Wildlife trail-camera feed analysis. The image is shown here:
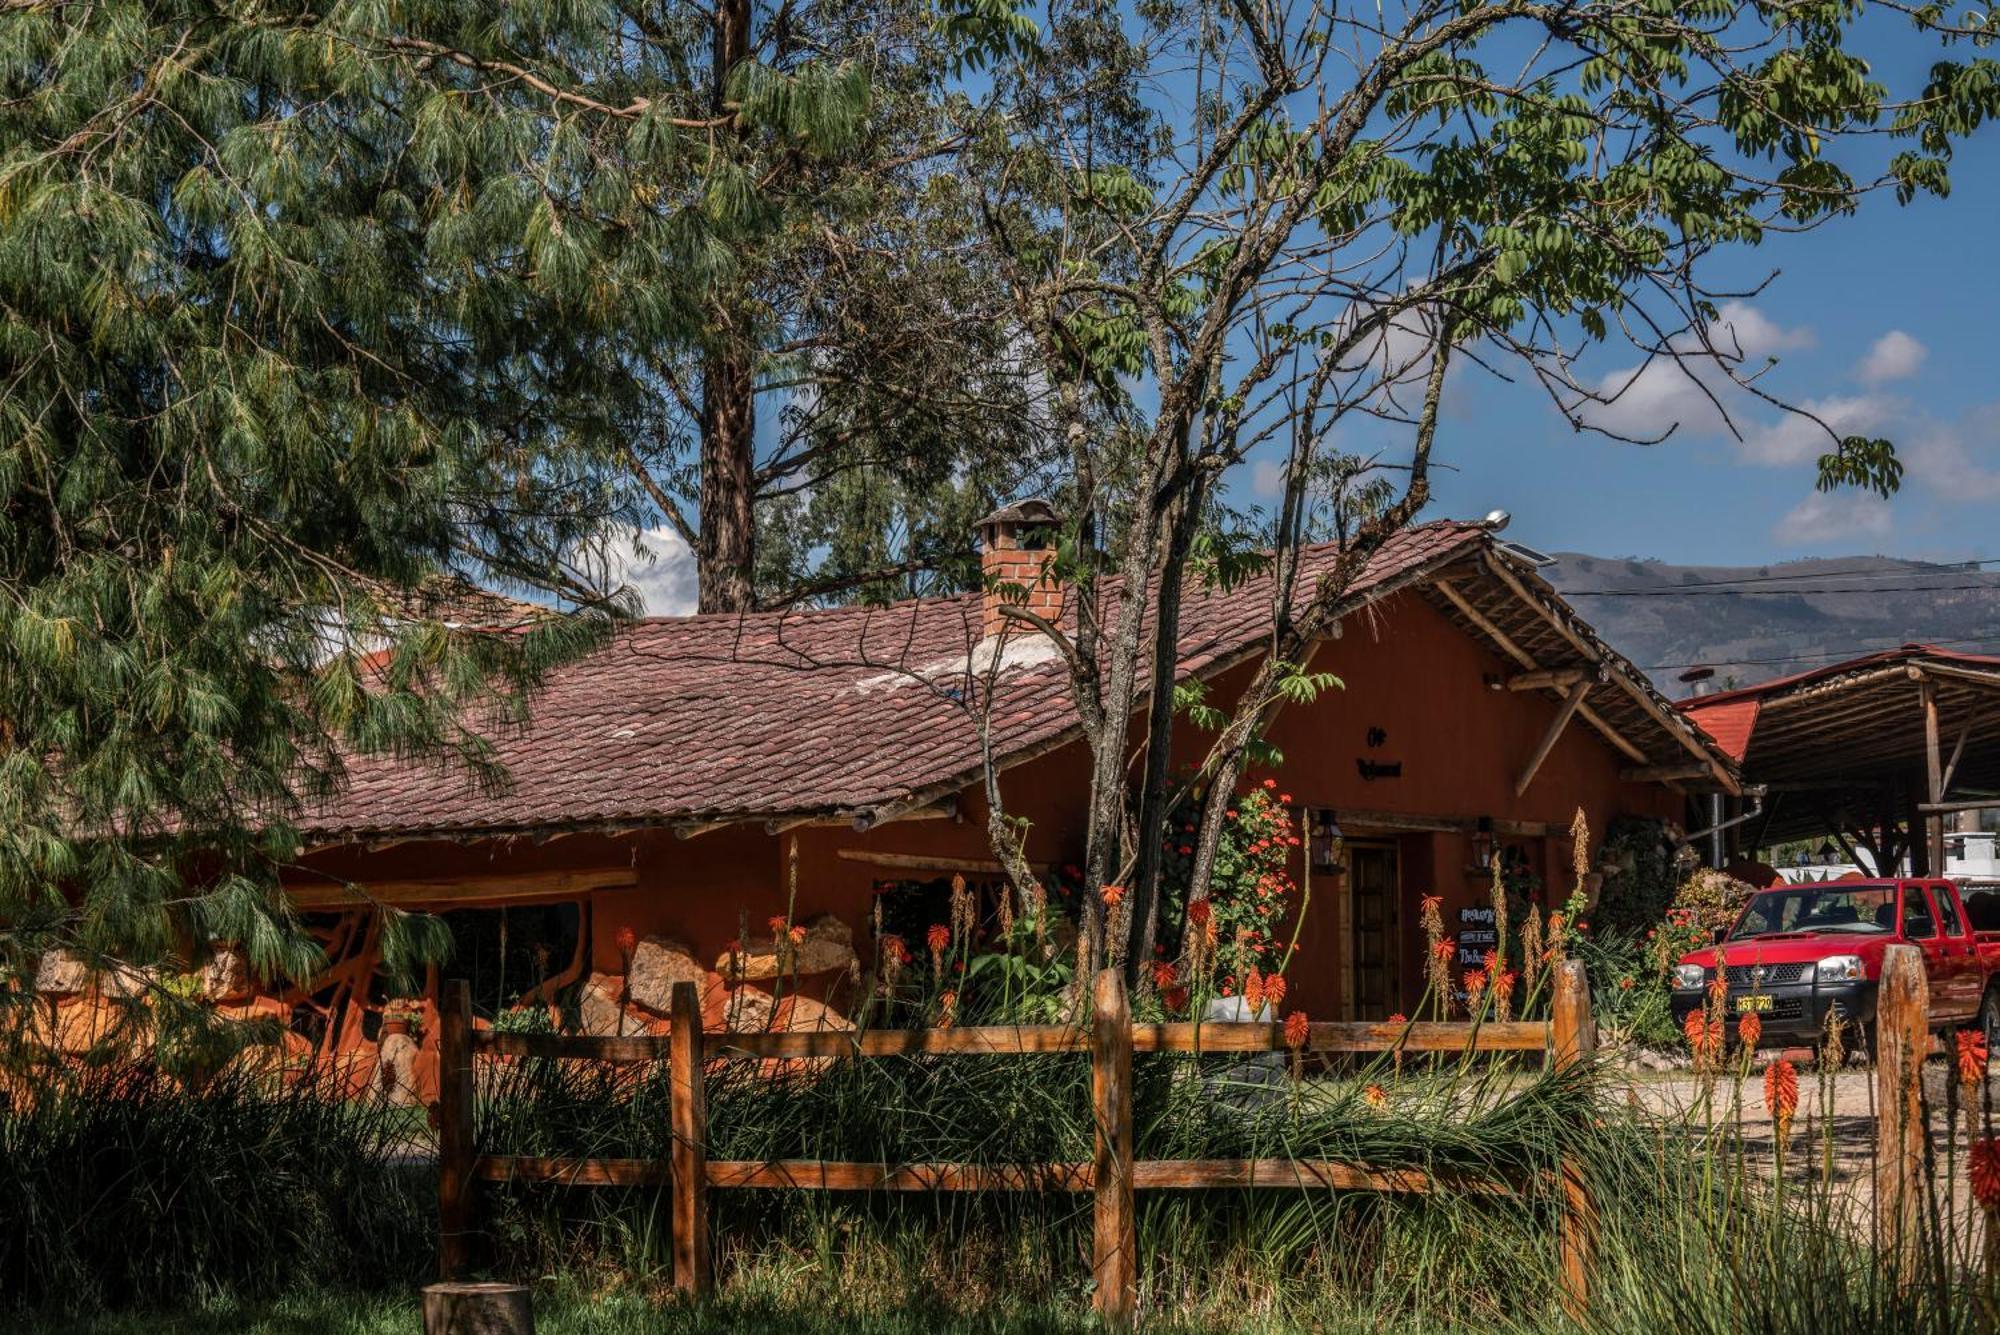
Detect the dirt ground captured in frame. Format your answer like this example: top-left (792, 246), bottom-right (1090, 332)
top-left (1612, 1051), bottom-right (1992, 1232)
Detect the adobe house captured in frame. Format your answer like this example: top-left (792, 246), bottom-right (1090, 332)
top-left (220, 507), bottom-right (1736, 1097)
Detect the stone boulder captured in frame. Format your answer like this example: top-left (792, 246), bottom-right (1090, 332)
top-left (33, 949), bottom-right (92, 996)
top-left (625, 937), bottom-right (707, 1014)
top-left (715, 914), bottom-right (856, 980)
top-left (580, 972), bottom-right (631, 1036)
top-left (377, 1031), bottom-right (422, 1105)
top-left (773, 993), bottom-right (853, 1033)
top-left (34, 949), bottom-right (150, 999)
top-left (201, 944), bottom-right (254, 1002)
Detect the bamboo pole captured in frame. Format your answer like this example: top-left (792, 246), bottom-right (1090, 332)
top-left (1092, 968), bottom-right (1136, 1329)
top-left (669, 980), bottom-right (711, 1297)
top-left (1875, 944), bottom-right (1928, 1280)
top-left (437, 979), bottom-right (476, 1281)
top-left (1551, 961), bottom-right (1595, 1318)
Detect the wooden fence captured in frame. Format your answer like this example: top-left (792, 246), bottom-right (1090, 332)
top-left (438, 961), bottom-right (1597, 1327)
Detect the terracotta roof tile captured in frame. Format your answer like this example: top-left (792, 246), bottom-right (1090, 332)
top-left (302, 521), bottom-right (1491, 838)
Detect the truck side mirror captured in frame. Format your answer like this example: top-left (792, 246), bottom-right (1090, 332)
top-left (1711, 926), bottom-right (1728, 945)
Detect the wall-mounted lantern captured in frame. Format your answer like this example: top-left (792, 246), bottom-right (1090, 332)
top-left (1468, 817), bottom-right (1496, 872)
top-left (1309, 811), bottom-right (1345, 873)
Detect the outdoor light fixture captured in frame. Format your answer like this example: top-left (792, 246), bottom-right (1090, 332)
top-left (1309, 811), bottom-right (1345, 873)
top-left (1469, 817), bottom-right (1496, 871)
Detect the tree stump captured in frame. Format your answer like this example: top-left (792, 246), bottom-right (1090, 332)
top-left (421, 1281), bottom-right (533, 1335)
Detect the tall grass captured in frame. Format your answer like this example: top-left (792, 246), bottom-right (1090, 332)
top-left (0, 1065), bottom-right (431, 1312)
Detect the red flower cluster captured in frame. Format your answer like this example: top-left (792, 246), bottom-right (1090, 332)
top-left (1151, 960), bottom-right (1178, 990)
top-left (927, 923), bottom-right (951, 954)
top-left (1959, 1029), bottom-right (1989, 1089)
top-left (1973, 1137), bottom-right (2000, 1212)
top-left (1283, 1011), bottom-right (1310, 1050)
top-left (1736, 1010), bottom-right (1761, 1051)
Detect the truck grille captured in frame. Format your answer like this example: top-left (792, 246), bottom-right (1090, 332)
top-left (1725, 963), bottom-right (1809, 987)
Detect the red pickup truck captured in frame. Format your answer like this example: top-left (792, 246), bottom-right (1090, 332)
top-left (1671, 879), bottom-right (2000, 1051)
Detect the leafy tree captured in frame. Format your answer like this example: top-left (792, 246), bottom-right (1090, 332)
top-left (958, 0), bottom-right (2000, 980)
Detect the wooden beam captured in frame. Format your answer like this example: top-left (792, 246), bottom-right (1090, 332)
top-left (834, 848), bottom-right (1049, 875)
top-left (1920, 674), bottom-right (1946, 876)
top-left (1505, 667), bottom-right (1589, 692)
top-left (1916, 798), bottom-right (1999, 816)
top-left (1943, 725), bottom-right (1973, 798)
top-left (1479, 555), bottom-right (1736, 790)
top-left (1432, 580), bottom-right (1648, 765)
top-left (1620, 762), bottom-right (1712, 783)
top-left (1515, 681), bottom-right (1592, 797)
top-left (285, 867), bottom-right (636, 909)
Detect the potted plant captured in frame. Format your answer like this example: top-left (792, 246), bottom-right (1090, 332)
top-left (381, 1000), bottom-right (424, 1040)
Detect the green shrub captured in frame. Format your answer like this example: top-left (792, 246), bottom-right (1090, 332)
top-left (0, 1065), bottom-right (431, 1312)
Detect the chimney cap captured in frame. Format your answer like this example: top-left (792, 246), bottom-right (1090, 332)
top-left (975, 498), bottom-right (1061, 531)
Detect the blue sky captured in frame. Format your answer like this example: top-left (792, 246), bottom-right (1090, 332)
top-left (1364, 31), bottom-right (2000, 568)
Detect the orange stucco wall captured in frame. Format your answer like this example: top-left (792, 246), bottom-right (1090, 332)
top-left (291, 590), bottom-right (1683, 1023)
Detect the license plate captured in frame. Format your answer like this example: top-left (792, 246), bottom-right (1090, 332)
top-left (1736, 995), bottom-right (1772, 1013)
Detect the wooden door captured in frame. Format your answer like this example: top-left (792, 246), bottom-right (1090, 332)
top-left (1348, 842), bottom-right (1402, 1019)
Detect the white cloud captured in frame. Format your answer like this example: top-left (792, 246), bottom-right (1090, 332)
top-left (1576, 302), bottom-right (1816, 443)
top-left (1773, 491), bottom-right (1892, 547)
top-left (1902, 403), bottom-right (2000, 501)
top-left (1250, 458), bottom-right (1289, 499)
top-left (1856, 330), bottom-right (1927, 385)
top-left (1736, 393), bottom-right (1898, 467)
top-left (604, 525), bottom-right (699, 615)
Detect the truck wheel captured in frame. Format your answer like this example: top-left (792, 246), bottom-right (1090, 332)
top-left (1979, 987), bottom-right (2000, 1052)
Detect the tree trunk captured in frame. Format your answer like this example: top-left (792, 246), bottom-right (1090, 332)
top-left (1124, 494), bottom-right (1200, 985)
top-left (695, 0), bottom-right (757, 615)
top-left (697, 348), bottom-right (757, 613)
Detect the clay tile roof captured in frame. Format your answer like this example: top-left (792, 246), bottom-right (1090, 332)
top-left (302, 519), bottom-right (1692, 839)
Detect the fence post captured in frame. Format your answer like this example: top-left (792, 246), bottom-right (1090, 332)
top-left (1551, 959), bottom-right (1594, 1318)
top-left (437, 978), bottom-right (476, 1281)
top-left (1875, 943), bottom-right (1927, 1280)
top-left (669, 980), bottom-right (712, 1298)
top-left (1091, 968), bottom-right (1136, 1330)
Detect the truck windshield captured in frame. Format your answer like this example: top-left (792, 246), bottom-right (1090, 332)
top-left (1730, 885), bottom-right (1898, 940)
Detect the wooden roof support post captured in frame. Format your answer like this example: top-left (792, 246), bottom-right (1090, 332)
top-left (1515, 680), bottom-right (1591, 797)
top-left (1918, 672), bottom-right (1946, 877)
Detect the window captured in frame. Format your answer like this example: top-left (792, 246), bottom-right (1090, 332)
top-left (1902, 887), bottom-right (1937, 940)
top-left (1935, 886), bottom-right (1966, 938)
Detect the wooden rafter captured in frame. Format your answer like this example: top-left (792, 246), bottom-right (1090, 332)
top-left (1515, 680), bottom-right (1592, 797)
top-left (1430, 578), bottom-right (1649, 766)
top-left (1477, 554), bottom-right (1737, 792)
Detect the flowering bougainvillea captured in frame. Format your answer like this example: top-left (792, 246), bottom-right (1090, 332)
top-left (1160, 783), bottom-right (1299, 983)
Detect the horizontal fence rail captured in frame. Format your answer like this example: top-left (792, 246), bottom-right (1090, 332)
top-left (438, 963), bottom-right (1597, 1329)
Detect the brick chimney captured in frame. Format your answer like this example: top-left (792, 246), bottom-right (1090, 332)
top-left (976, 499), bottom-right (1062, 640)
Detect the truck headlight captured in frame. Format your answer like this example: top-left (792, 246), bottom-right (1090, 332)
top-left (1672, 964), bottom-right (1707, 991)
top-left (1816, 955), bottom-right (1864, 983)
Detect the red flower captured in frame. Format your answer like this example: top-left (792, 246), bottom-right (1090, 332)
top-left (1363, 1083), bottom-right (1388, 1109)
top-left (1284, 1011), bottom-right (1310, 1049)
top-left (1225, 810), bottom-right (1239, 821)
top-left (1178, 844), bottom-right (1193, 855)
top-left (1279, 793), bottom-right (1292, 805)
top-left (1101, 884), bottom-right (1126, 909)
top-left (1163, 986), bottom-right (1189, 1013)
top-left (789, 925), bottom-right (807, 945)
top-left (1244, 968), bottom-right (1266, 1015)
top-left (1431, 939), bottom-right (1454, 963)
top-left (1464, 968), bottom-right (1488, 1002)
top-left (1764, 1056), bottom-right (1798, 1123)
top-left (1683, 1010), bottom-right (1707, 1054)
top-left (1618, 977), bottom-right (1635, 991)
top-left (1188, 900), bottom-right (1212, 926)
top-left (1263, 975), bottom-right (1287, 1008)
top-left (1387, 1012), bottom-right (1408, 1025)
top-left (614, 926), bottom-right (638, 955)
top-left (1973, 1138), bottom-right (2000, 1212)
top-left (927, 923), bottom-right (951, 954)
top-left (1263, 778), bottom-right (1277, 789)
top-left (767, 915), bottom-right (789, 937)
top-left (880, 934), bottom-right (911, 967)
top-left (1959, 1029), bottom-right (1989, 1089)
top-left (1494, 972), bottom-right (1517, 1002)
top-left (1736, 1010), bottom-right (1761, 1051)
top-left (1151, 960), bottom-right (1178, 989)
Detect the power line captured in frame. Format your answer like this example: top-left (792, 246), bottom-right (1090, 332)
top-left (1566, 580), bottom-right (2000, 598)
top-left (1553, 557), bottom-right (2000, 595)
